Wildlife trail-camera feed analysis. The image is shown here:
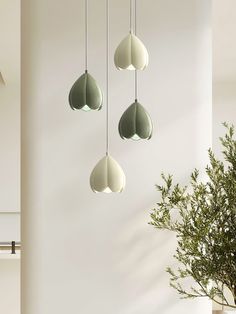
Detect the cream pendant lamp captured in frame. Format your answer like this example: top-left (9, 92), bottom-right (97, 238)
top-left (69, 0), bottom-right (102, 111)
top-left (118, 0), bottom-right (153, 141)
top-left (90, 0), bottom-right (125, 193)
top-left (114, 0), bottom-right (149, 70)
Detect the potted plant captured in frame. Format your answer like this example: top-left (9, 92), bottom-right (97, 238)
top-left (149, 124), bottom-right (236, 312)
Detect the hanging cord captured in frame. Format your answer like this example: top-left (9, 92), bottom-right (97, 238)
top-left (85, 0), bottom-right (88, 71)
top-left (106, 0), bottom-right (109, 155)
top-left (134, 0), bottom-right (138, 101)
top-left (130, 0), bottom-right (133, 33)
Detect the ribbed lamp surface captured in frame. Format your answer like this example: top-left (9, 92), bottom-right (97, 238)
top-left (69, 71), bottom-right (102, 111)
top-left (114, 33), bottom-right (149, 70)
top-left (90, 155), bottom-right (126, 193)
top-left (119, 100), bottom-right (153, 140)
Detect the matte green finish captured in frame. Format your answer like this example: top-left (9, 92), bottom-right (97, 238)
top-left (69, 71), bottom-right (103, 111)
top-left (119, 101), bottom-right (153, 140)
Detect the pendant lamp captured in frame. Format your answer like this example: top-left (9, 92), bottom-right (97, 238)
top-left (114, 0), bottom-right (149, 70)
top-left (90, 0), bottom-right (125, 193)
top-left (118, 0), bottom-right (153, 141)
top-left (90, 155), bottom-right (125, 193)
top-left (69, 0), bottom-right (102, 111)
top-left (119, 100), bottom-right (152, 140)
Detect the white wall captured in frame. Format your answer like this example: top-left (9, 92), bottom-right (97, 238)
top-left (212, 0), bottom-right (236, 149)
top-left (0, 2), bottom-right (20, 313)
top-left (21, 0), bottom-right (212, 313)
top-left (213, 82), bottom-right (236, 157)
top-left (212, 0), bottom-right (236, 155)
top-left (212, 0), bottom-right (236, 83)
top-left (0, 0), bottom-right (20, 212)
top-left (0, 213), bottom-right (20, 242)
top-left (0, 259), bottom-right (20, 314)
top-left (212, 0), bottom-right (236, 159)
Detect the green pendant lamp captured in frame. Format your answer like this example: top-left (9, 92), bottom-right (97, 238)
top-left (119, 100), bottom-right (153, 140)
top-left (114, 0), bottom-right (149, 71)
top-left (118, 0), bottom-right (153, 141)
top-left (90, 0), bottom-right (125, 193)
top-left (69, 0), bottom-right (102, 111)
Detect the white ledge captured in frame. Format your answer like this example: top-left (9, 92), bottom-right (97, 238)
top-left (0, 253), bottom-right (20, 259)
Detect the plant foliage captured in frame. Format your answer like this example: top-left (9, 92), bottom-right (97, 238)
top-left (149, 123), bottom-right (236, 308)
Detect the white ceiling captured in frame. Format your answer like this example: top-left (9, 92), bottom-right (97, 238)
top-left (213, 0), bottom-right (236, 82)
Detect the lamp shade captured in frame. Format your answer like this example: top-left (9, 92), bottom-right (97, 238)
top-left (69, 71), bottom-right (102, 111)
top-left (119, 100), bottom-right (153, 140)
top-left (90, 155), bottom-right (126, 193)
top-left (114, 32), bottom-right (149, 70)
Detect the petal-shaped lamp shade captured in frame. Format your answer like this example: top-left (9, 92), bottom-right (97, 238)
top-left (114, 33), bottom-right (149, 70)
top-left (69, 71), bottom-right (102, 111)
top-left (119, 101), bottom-right (153, 140)
top-left (90, 155), bottom-right (126, 193)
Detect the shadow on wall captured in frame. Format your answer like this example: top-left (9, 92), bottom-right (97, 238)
top-left (113, 185), bottom-right (209, 314)
top-left (111, 191), bottom-right (186, 314)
